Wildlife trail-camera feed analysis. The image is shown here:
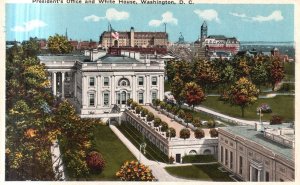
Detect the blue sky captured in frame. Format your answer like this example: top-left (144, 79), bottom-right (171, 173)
top-left (6, 3), bottom-right (294, 42)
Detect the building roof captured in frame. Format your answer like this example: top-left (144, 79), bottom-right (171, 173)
top-left (100, 31), bottom-right (168, 39)
top-left (220, 125), bottom-right (294, 160)
top-left (99, 55), bottom-right (140, 63)
top-left (38, 55), bottom-right (89, 62)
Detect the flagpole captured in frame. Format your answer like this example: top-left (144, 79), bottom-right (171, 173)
top-left (110, 23), bottom-right (112, 48)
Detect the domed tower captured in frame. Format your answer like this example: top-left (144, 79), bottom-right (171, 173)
top-left (201, 21), bottom-right (208, 39)
top-left (178, 32), bottom-right (185, 44)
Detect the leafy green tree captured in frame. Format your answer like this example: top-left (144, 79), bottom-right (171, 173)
top-left (170, 75), bottom-right (185, 107)
top-left (179, 128), bottom-right (190, 139)
top-left (166, 127), bottom-right (176, 138)
top-left (47, 34), bottom-right (72, 54)
top-left (227, 77), bottom-right (259, 117)
top-left (267, 57), bottom-right (285, 91)
top-left (209, 128), bottom-right (218, 138)
top-left (250, 63), bottom-right (268, 90)
top-left (22, 37), bottom-right (41, 57)
top-left (194, 128), bottom-right (205, 139)
top-left (116, 160), bottom-right (155, 181)
top-left (161, 121), bottom-right (169, 132)
top-left (192, 117), bottom-right (202, 127)
top-left (181, 82), bottom-right (205, 110)
top-left (153, 118), bottom-right (162, 127)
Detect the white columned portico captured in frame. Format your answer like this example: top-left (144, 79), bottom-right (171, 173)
top-left (97, 75), bottom-right (101, 108)
top-left (250, 166), bottom-right (253, 182)
top-left (52, 72), bottom-right (57, 96)
top-left (258, 169), bottom-right (261, 181)
top-left (132, 75), bottom-right (136, 101)
top-left (61, 72), bottom-right (65, 99)
top-left (111, 75), bottom-right (115, 105)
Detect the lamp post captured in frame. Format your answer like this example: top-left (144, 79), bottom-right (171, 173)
top-left (139, 142), bottom-right (147, 163)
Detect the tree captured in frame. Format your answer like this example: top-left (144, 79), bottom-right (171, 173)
top-left (116, 160), bottom-right (155, 181)
top-left (135, 105), bottom-right (142, 114)
top-left (267, 57), bottom-right (285, 91)
top-left (192, 117), bottom-right (202, 127)
top-left (153, 118), bottom-right (162, 127)
top-left (194, 129), bottom-right (205, 139)
top-left (227, 77), bottom-right (259, 117)
top-left (141, 108), bottom-right (149, 117)
top-left (209, 128), bottom-right (218, 138)
top-left (250, 63), bottom-right (268, 90)
top-left (179, 128), bottom-right (190, 139)
top-left (161, 121), bottom-right (169, 132)
top-left (127, 98), bottom-right (133, 106)
top-left (166, 127), bottom-right (176, 138)
top-left (270, 115), bottom-right (283, 125)
top-left (181, 82), bottom-right (205, 110)
top-left (193, 59), bottom-right (219, 92)
top-left (206, 119), bottom-right (216, 128)
top-left (170, 75), bottom-right (185, 107)
top-left (22, 37), bottom-right (41, 58)
top-left (146, 112), bottom-right (154, 122)
top-left (86, 151), bottom-right (106, 173)
top-left (47, 34), bottom-right (72, 54)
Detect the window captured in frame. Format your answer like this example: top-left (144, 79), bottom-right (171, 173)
top-left (138, 92), bottom-right (144, 104)
top-left (89, 94), bottom-right (95, 106)
top-left (118, 78), bottom-right (130, 86)
top-left (221, 146), bottom-right (224, 163)
top-left (152, 91), bottom-right (157, 101)
top-left (239, 156), bottom-right (243, 174)
top-left (225, 149), bottom-right (228, 166)
top-left (103, 93), bottom-right (109, 106)
top-left (138, 76), bottom-right (144, 86)
top-left (230, 151), bottom-right (233, 169)
top-left (89, 77), bottom-right (95, 86)
top-left (265, 171), bottom-right (269, 182)
top-left (117, 93), bottom-right (120, 104)
top-left (104, 77), bottom-right (109, 86)
top-left (152, 76), bottom-right (157, 85)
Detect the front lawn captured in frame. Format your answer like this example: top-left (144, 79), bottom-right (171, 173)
top-left (201, 95), bottom-right (294, 122)
top-left (165, 164), bottom-right (233, 181)
top-left (88, 125), bottom-right (136, 180)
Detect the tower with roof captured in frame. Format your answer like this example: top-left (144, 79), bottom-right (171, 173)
top-left (201, 21), bottom-right (208, 39)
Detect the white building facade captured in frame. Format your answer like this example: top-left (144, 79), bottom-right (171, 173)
top-left (39, 51), bottom-right (165, 117)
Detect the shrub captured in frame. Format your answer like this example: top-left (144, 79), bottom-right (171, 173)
top-left (135, 105), bottom-right (142, 114)
top-left (131, 102), bottom-right (138, 109)
top-left (116, 160), bottom-right (155, 181)
top-left (177, 109), bottom-right (185, 119)
top-left (86, 151), bottom-right (105, 173)
top-left (270, 115), bottom-right (283, 125)
top-left (166, 127), bottom-right (176, 138)
top-left (153, 118), bottom-right (161, 127)
top-left (159, 101), bottom-right (167, 109)
top-left (147, 112), bottom-right (154, 122)
top-left (185, 112), bottom-right (193, 123)
top-left (161, 121), bottom-right (169, 132)
top-left (209, 128), bottom-right (218, 138)
top-left (207, 119), bottom-right (216, 128)
top-left (166, 104), bottom-right (173, 112)
top-left (127, 98), bottom-right (133, 106)
top-left (192, 118), bottom-right (202, 127)
top-left (153, 99), bottom-right (161, 106)
top-left (169, 156), bottom-right (175, 164)
top-left (194, 128), bottom-right (205, 139)
top-left (171, 106), bottom-right (178, 114)
top-left (180, 128), bottom-right (190, 139)
top-left (219, 92), bottom-right (229, 101)
top-left (258, 104), bottom-right (272, 113)
top-left (141, 108), bottom-right (149, 117)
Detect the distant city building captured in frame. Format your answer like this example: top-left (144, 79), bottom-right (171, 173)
top-left (195, 21), bottom-right (240, 57)
top-left (237, 48), bottom-right (290, 62)
top-left (99, 27), bottom-right (168, 49)
top-left (218, 123), bottom-right (294, 182)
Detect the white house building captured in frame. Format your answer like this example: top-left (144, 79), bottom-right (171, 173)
top-left (38, 50), bottom-right (165, 118)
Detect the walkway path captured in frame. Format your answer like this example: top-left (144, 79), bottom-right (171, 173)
top-left (109, 124), bottom-right (197, 181)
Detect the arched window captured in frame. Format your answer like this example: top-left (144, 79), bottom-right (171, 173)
top-left (203, 149), bottom-right (211, 155)
top-left (189, 150), bottom-right (197, 155)
top-left (118, 78), bottom-right (130, 87)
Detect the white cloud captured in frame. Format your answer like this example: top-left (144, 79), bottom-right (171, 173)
top-left (11, 19), bottom-right (47, 32)
top-left (148, 11), bottom-right (178, 27)
top-left (252, 10), bottom-right (283, 22)
top-left (194, 9), bottom-right (220, 23)
top-left (229, 10), bottom-right (284, 22)
top-left (83, 15), bottom-right (102, 22)
top-left (229, 12), bottom-right (246, 18)
top-left (83, 8), bottom-right (129, 22)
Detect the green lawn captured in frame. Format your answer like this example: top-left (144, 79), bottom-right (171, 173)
top-left (88, 125), bottom-right (136, 180)
top-left (165, 164), bottom-right (233, 181)
top-left (284, 62), bottom-right (295, 81)
top-left (201, 95), bottom-right (294, 122)
top-left (117, 123), bottom-right (169, 163)
top-left (182, 155), bottom-right (217, 163)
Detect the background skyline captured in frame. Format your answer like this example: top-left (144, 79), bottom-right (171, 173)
top-left (5, 3), bottom-right (294, 42)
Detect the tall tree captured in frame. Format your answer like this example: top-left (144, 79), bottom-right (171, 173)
top-left (170, 75), bottom-right (185, 107)
top-left (47, 34), bottom-right (72, 54)
top-left (267, 57), bottom-right (285, 91)
top-left (22, 37), bottom-right (41, 58)
top-left (250, 63), bottom-right (268, 90)
top-left (181, 82), bottom-right (205, 110)
top-left (227, 77), bottom-right (259, 117)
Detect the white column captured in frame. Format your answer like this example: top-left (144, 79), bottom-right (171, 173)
top-left (111, 75), bottom-right (115, 105)
top-left (97, 75), bottom-right (101, 108)
top-left (159, 74), bottom-right (164, 100)
top-left (250, 166), bottom-right (253, 182)
top-left (61, 72), bottom-right (65, 99)
top-left (82, 75), bottom-right (87, 108)
top-left (258, 170), bottom-right (261, 182)
top-left (74, 72), bottom-right (77, 98)
top-left (146, 75), bottom-right (150, 104)
top-left (132, 75), bottom-right (136, 101)
top-left (52, 72), bottom-right (57, 96)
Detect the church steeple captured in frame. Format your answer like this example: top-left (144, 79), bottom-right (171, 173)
top-left (201, 21), bottom-right (207, 39)
top-left (65, 28), bottom-right (68, 40)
